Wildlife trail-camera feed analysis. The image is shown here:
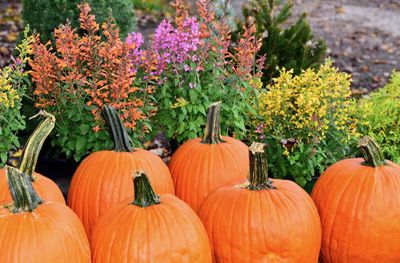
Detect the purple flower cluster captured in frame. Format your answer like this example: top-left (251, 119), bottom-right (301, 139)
top-left (126, 32), bottom-right (144, 73)
top-left (153, 17), bottom-right (201, 69)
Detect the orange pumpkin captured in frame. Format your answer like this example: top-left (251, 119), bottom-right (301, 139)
top-left (168, 102), bottom-right (248, 213)
top-left (199, 142), bottom-right (322, 263)
top-left (68, 105), bottom-right (174, 236)
top-left (0, 111), bottom-right (65, 204)
top-left (91, 171), bottom-right (212, 263)
top-left (0, 166), bottom-right (90, 263)
top-left (311, 136), bottom-right (400, 263)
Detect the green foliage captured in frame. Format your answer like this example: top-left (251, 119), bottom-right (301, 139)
top-left (356, 72), bottom-right (400, 163)
top-left (154, 64), bottom-right (256, 143)
top-left (22, 0), bottom-right (135, 42)
top-left (49, 100), bottom-right (113, 161)
top-left (252, 61), bottom-right (359, 186)
top-left (235, 0), bottom-right (326, 85)
top-left (0, 28), bottom-right (33, 167)
top-left (132, 0), bottom-right (172, 16)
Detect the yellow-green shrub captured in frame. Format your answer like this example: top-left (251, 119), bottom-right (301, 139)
top-left (253, 60), bottom-right (358, 186)
top-left (356, 72), bottom-right (400, 163)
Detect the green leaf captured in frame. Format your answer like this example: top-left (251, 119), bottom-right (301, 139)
top-left (295, 176), bottom-right (307, 187)
top-left (79, 124), bottom-right (90, 135)
top-left (75, 137), bottom-right (86, 151)
top-left (198, 104), bottom-right (206, 116)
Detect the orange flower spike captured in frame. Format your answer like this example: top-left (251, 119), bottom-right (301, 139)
top-left (78, 3), bottom-right (99, 34)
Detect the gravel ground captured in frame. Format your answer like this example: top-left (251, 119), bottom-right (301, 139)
top-left (217, 0), bottom-right (400, 92)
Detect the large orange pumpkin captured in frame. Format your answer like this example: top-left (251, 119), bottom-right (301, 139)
top-left (0, 111), bottom-right (65, 204)
top-left (168, 102), bottom-right (248, 213)
top-left (91, 171), bottom-right (212, 263)
top-left (0, 166), bottom-right (90, 263)
top-left (199, 142), bottom-right (322, 263)
top-left (68, 105), bottom-right (174, 236)
top-left (311, 136), bottom-right (400, 263)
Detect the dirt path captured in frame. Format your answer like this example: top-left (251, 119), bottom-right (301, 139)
top-left (293, 0), bottom-right (400, 92)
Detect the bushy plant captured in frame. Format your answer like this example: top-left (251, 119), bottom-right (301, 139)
top-left (253, 61), bottom-right (358, 186)
top-left (356, 72), bottom-right (400, 163)
top-left (22, 0), bottom-right (135, 42)
top-left (132, 0), bottom-right (172, 18)
top-left (29, 4), bottom-right (154, 161)
top-left (234, 0), bottom-right (326, 85)
top-left (0, 28), bottom-right (33, 167)
top-left (126, 0), bottom-right (264, 143)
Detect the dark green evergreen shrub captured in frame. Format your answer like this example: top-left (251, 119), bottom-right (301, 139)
top-left (234, 0), bottom-right (326, 84)
top-left (22, 0), bottom-right (135, 42)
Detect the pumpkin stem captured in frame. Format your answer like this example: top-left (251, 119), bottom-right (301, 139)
top-left (5, 165), bottom-right (43, 213)
top-left (245, 142), bottom-right (276, 190)
top-left (18, 110), bottom-right (55, 181)
top-left (101, 105), bottom-right (134, 152)
top-left (132, 171), bottom-right (160, 207)
top-left (201, 101), bottom-right (225, 144)
top-left (358, 136), bottom-right (386, 167)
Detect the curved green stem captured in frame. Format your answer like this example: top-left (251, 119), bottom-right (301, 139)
top-left (101, 105), bottom-right (134, 152)
top-left (358, 136), bottom-right (386, 167)
top-left (201, 101), bottom-right (225, 144)
top-left (18, 110), bottom-right (55, 181)
top-left (132, 171), bottom-right (160, 207)
top-left (5, 165), bottom-right (43, 213)
top-left (245, 142), bottom-right (276, 190)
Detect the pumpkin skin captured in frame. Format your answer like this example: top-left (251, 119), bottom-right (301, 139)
top-left (0, 166), bottom-right (90, 263)
top-left (311, 137), bottom-right (400, 263)
top-left (198, 143), bottom-right (321, 263)
top-left (0, 170), bottom-right (65, 204)
top-left (0, 202), bottom-right (91, 263)
top-left (68, 149), bottom-right (175, 236)
top-left (169, 102), bottom-right (248, 213)
top-left (91, 172), bottom-right (212, 263)
top-left (67, 105), bottom-right (174, 236)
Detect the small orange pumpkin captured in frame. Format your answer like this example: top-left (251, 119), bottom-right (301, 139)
top-left (312, 136), bottom-right (400, 263)
top-left (0, 111), bottom-right (65, 204)
top-left (91, 171), bottom-right (212, 263)
top-left (0, 166), bottom-right (90, 263)
top-left (68, 105), bottom-right (174, 236)
top-left (168, 102), bottom-right (248, 213)
top-left (199, 142), bottom-right (322, 263)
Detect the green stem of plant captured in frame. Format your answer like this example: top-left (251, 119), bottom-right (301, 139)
top-left (18, 110), bottom-right (55, 181)
top-left (5, 165), bottom-right (43, 213)
top-left (101, 105), bottom-right (134, 152)
top-left (132, 171), bottom-right (160, 207)
top-left (201, 101), bottom-right (225, 144)
top-left (245, 142), bottom-right (276, 190)
top-left (358, 136), bottom-right (385, 167)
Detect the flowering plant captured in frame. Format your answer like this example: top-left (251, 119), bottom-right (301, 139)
top-left (253, 60), bottom-right (358, 186)
top-left (0, 28), bottom-right (33, 167)
top-left (29, 4), bottom-right (155, 161)
top-left (127, 0), bottom-right (264, 143)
